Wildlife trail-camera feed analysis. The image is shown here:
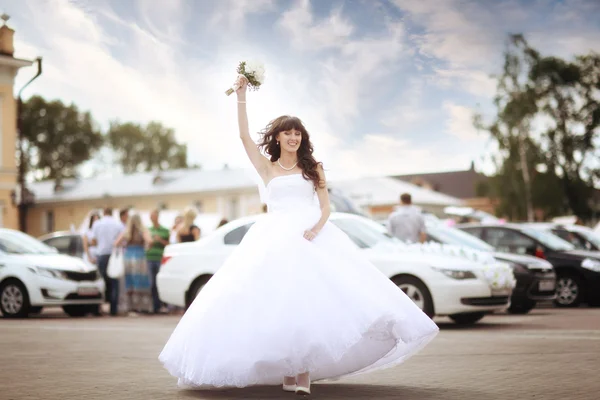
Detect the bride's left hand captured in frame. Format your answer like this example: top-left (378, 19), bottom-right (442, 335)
top-left (303, 229), bottom-right (318, 241)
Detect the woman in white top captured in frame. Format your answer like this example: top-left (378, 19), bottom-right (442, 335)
top-left (82, 212), bottom-right (100, 265)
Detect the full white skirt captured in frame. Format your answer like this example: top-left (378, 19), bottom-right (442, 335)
top-left (159, 208), bottom-right (439, 388)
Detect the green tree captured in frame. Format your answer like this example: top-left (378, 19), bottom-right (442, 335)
top-left (478, 34), bottom-right (599, 221)
top-left (107, 121), bottom-right (189, 174)
top-left (20, 95), bottom-right (104, 182)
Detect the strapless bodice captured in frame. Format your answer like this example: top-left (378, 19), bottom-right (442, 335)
top-left (266, 174), bottom-right (318, 213)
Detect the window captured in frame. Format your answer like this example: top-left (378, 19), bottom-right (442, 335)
top-left (520, 228), bottom-right (573, 251)
top-left (461, 227), bottom-right (484, 239)
top-left (427, 226), bottom-right (494, 252)
top-left (485, 228), bottom-right (536, 255)
top-left (224, 223), bottom-right (254, 245)
top-left (42, 210), bottom-right (55, 233)
top-left (44, 236), bottom-right (75, 255)
top-left (228, 197), bottom-right (239, 220)
top-left (552, 229), bottom-right (587, 249)
top-left (331, 218), bottom-right (394, 249)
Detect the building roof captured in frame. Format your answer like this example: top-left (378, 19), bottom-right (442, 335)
top-left (29, 168), bottom-right (259, 204)
top-left (29, 168), bottom-right (462, 207)
top-left (331, 176), bottom-right (462, 207)
top-left (391, 162), bottom-right (488, 199)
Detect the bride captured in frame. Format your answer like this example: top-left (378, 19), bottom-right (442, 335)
top-left (158, 76), bottom-right (439, 395)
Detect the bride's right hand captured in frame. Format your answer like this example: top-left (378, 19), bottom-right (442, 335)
top-left (236, 75), bottom-right (248, 97)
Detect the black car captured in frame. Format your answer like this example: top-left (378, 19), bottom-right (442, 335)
top-left (426, 223), bottom-right (556, 314)
top-left (458, 223), bottom-right (600, 307)
top-left (521, 223), bottom-right (600, 252)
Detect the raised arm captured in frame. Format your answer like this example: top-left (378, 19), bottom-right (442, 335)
top-left (236, 77), bottom-right (270, 181)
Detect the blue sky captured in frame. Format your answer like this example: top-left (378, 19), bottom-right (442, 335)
top-left (3, 0), bottom-right (600, 180)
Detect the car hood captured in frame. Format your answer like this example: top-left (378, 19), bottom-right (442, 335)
top-left (492, 252), bottom-right (553, 270)
top-left (372, 242), bottom-right (500, 271)
top-left (2, 253), bottom-right (96, 272)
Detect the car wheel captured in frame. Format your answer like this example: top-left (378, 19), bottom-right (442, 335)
top-left (186, 276), bottom-right (212, 310)
top-left (0, 279), bottom-right (31, 318)
top-left (392, 276), bottom-right (434, 318)
top-left (62, 305), bottom-right (92, 317)
top-left (449, 312), bottom-right (486, 325)
top-left (554, 274), bottom-right (583, 307)
top-left (508, 299), bottom-right (536, 314)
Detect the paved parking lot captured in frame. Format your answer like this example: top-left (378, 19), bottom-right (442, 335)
top-left (1, 308), bottom-right (599, 400)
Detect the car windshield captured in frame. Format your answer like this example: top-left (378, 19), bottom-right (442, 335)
top-left (521, 227), bottom-right (575, 251)
top-left (0, 231), bottom-right (58, 254)
top-left (331, 217), bottom-right (397, 248)
top-left (428, 225), bottom-right (494, 252)
top-left (574, 229), bottom-right (600, 248)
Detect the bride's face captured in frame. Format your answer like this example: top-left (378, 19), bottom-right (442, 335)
top-left (277, 129), bottom-right (302, 153)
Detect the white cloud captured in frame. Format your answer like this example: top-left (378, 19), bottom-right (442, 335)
top-left (443, 102), bottom-right (480, 141)
top-left (327, 133), bottom-right (469, 180)
top-left (209, 0), bottom-right (276, 30)
top-left (278, 0), bottom-right (354, 51)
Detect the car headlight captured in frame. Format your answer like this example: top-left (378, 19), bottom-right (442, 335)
top-left (432, 267), bottom-right (477, 280)
top-left (581, 258), bottom-right (600, 272)
top-left (33, 267), bottom-right (68, 280)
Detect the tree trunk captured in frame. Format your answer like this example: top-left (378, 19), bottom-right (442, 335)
top-left (518, 126), bottom-right (535, 222)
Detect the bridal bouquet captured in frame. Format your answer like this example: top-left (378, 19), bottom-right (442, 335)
top-left (225, 61), bottom-right (266, 96)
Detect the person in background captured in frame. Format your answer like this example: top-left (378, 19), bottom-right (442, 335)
top-left (91, 207), bottom-right (124, 316)
top-left (146, 209), bottom-right (170, 314)
top-left (170, 215), bottom-right (183, 244)
top-left (217, 218), bottom-right (229, 228)
top-left (83, 212), bottom-right (100, 265)
top-left (119, 208), bottom-right (129, 227)
top-left (177, 207), bottom-right (201, 243)
top-left (387, 193), bottom-right (427, 243)
top-left (114, 213), bottom-right (153, 316)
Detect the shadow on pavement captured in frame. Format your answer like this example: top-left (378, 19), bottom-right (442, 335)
top-left (179, 383), bottom-right (495, 400)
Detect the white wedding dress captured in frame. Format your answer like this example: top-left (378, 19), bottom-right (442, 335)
top-left (159, 174), bottom-right (439, 388)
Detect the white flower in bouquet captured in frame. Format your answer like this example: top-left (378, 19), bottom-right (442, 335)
top-left (225, 60), bottom-right (266, 96)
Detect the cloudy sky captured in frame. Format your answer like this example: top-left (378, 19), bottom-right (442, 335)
top-left (4, 0), bottom-right (600, 180)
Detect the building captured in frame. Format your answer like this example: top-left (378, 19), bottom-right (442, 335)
top-left (0, 16), bottom-right (35, 229)
top-left (26, 168), bottom-right (264, 237)
top-left (331, 176), bottom-right (462, 221)
top-left (391, 162), bottom-right (495, 214)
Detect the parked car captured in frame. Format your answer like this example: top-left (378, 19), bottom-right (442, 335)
top-left (426, 223), bottom-right (556, 314)
top-left (458, 223), bottom-right (600, 307)
top-left (522, 223), bottom-right (600, 252)
top-left (0, 229), bottom-right (104, 318)
top-left (39, 231), bottom-right (85, 258)
top-left (157, 213), bottom-right (515, 325)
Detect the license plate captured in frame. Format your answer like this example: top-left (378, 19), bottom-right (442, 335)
top-left (539, 280), bottom-right (555, 292)
top-left (77, 287), bottom-right (99, 296)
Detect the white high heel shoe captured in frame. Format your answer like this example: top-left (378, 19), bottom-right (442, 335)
top-left (282, 377), bottom-right (296, 392)
top-left (295, 385), bottom-right (310, 396)
top-left (295, 373), bottom-right (311, 396)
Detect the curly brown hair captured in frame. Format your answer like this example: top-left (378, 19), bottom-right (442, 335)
top-left (258, 115), bottom-right (324, 189)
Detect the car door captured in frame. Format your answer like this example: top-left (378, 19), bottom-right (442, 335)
top-left (483, 227), bottom-right (539, 256)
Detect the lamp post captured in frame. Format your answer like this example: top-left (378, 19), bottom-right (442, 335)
top-left (16, 56), bottom-right (42, 232)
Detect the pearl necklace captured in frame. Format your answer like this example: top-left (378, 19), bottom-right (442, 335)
top-left (277, 159), bottom-right (298, 171)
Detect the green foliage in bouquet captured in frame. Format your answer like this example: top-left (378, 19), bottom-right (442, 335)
top-left (237, 61), bottom-right (262, 90)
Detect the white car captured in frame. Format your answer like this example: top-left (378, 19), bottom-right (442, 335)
top-left (0, 229), bottom-right (104, 318)
top-left (157, 213), bottom-right (514, 324)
